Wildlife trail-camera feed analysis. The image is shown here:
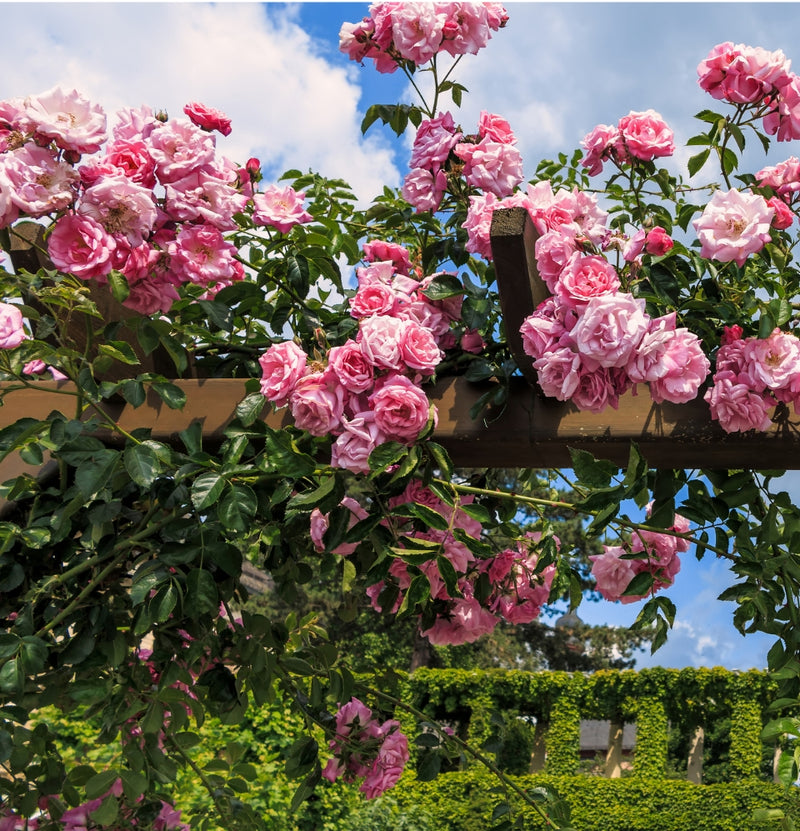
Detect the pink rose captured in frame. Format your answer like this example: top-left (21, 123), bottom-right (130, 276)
top-left (259, 340), bottom-right (308, 407)
top-left (330, 411), bottom-right (386, 473)
top-left (349, 282), bottom-right (398, 319)
top-left (421, 596), bottom-right (498, 646)
top-left (388, 4), bottom-right (446, 64)
top-left (746, 328), bottom-right (800, 390)
top-left (555, 252), bottom-right (620, 310)
top-left (535, 228), bottom-right (580, 291)
top-left (455, 138), bottom-right (523, 198)
top-left (1, 144), bottom-right (79, 216)
top-left (462, 192), bottom-right (498, 261)
top-left (168, 223), bottom-right (243, 287)
top-left (580, 123), bottom-right (619, 176)
top-left (768, 196), bottom-right (794, 229)
top-left (0, 302), bottom-right (27, 349)
top-left (78, 175), bottom-right (157, 246)
top-left (165, 168), bottom-right (248, 231)
top-left (698, 42), bottom-right (792, 104)
top-left (693, 188), bottom-right (774, 266)
top-left (478, 111), bottom-right (516, 144)
top-left (617, 109), bottom-right (675, 161)
top-left (361, 727), bottom-right (410, 799)
top-left (460, 329), bottom-right (485, 354)
top-left (571, 293), bottom-right (649, 369)
top-left (327, 341), bottom-right (374, 394)
top-left (183, 102), bottom-right (232, 137)
top-left (401, 167), bottom-right (447, 213)
top-left (47, 213), bottom-right (117, 281)
top-left (102, 139), bottom-right (157, 188)
top-left (644, 226), bottom-right (674, 256)
top-left (409, 112), bottom-right (462, 170)
top-left (533, 346), bottom-right (582, 401)
top-left (23, 86), bottom-right (107, 154)
top-left (358, 315), bottom-right (405, 371)
top-left (398, 319), bottom-right (442, 374)
top-left (570, 365), bottom-right (625, 414)
top-left (705, 373), bottom-right (774, 432)
top-left (590, 546), bottom-right (639, 603)
top-left (251, 184), bottom-right (312, 233)
top-left (362, 240), bottom-right (412, 274)
top-left (647, 328), bottom-right (710, 404)
top-left (147, 119), bottom-right (216, 183)
top-left (757, 157), bottom-right (800, 201)
top-left (289, 373), bottom-right (345, 437)
top-left (369, 375), bottom-right (432, 443)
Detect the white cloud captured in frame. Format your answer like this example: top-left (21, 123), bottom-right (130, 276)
top-left (0, 3), bottom-right (400, 202)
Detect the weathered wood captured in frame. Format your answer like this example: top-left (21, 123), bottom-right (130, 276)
top-left (605, 720), bottom-right (625, 779)
top-left (1, 377), bottom-right (800, 471)
top-left (489, 207), bottom-right (543, 385)
top-left (687, 725), bottom-right (704, 784)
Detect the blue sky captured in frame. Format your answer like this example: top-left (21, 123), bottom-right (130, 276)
top-left (3, 1), bottom-right (800, 670)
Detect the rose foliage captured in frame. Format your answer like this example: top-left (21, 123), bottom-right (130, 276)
top-left (3, 7), bottom-right (800, 830)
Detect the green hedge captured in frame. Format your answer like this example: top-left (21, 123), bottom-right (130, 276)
top-left (396, 770), bottom-right (800, 831)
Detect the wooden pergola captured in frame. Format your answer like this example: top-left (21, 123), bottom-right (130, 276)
top-left (2, 207), bottom-right (799, 481)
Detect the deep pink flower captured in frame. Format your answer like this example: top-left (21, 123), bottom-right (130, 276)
top-left (768, 196), bottom-right (794, 229)
top-left (580, 123), bottom-right (619, 176)
top-left (402, 167), bottom-right (447, 213)
top-left (327, 341), bottom-right (374, 394)
top-left (462, 191), bottom-right (499, 260)
top-left (705, 373), bottom-right (774, 432)
top-left (421, 596), bottom-right (498, 646)
top-left (590, 546), bottom-right (639, 603)
top-left (764, 74), bottom-right (800, 142)
top-left (478, 111), bottom-right (516, 144)
top-left (388, 3), bottom-right (446, 64)
top-left (183, 101), bottom-right (232, 137)
top-left (369, 374), bottom-right (432, 443)
top-left (289, 373), bottom-right (345, 437)
top-left (617, 109), bottom-right (675, 161)
top-left (361, 726), bottom-right (410, 799)
top-left (47, 213), bottom-right (117, 281)
top-left (535, 228), bottom-right (580, 291)
top-left (252, 184), bottom-right (312, 233)
top-left (455, 138), bottom-right (523, 198)
top-left (645, 226), bottom-right (674, 256)
top-left (165, 168), bottom-right (248, 231)
top-left (555, 252), bottom-right (620, 310)
top-left (102, 138), bottom-right (157, 188)
top-left (693, 188), bottom-right (773, 266)
top-left (410, 112), bottom-right (462, 170)
top-left (362, 240), bottom-right (412, 274)
top-left (757, 157), bottom-right (800, 201)
top-left (168, 223), bottom-right (243, 287)
top-left (398, 319), bottom-right (442, 374)
top-left (349, 282), bottom-right (398, 319)
top-left (698, 42), bottom-right (792, 104)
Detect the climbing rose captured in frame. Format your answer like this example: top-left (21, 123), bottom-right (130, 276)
top-left (617, 109), bottom-right (675, 161)
top-left (47, 213), bottom-right (117, 281)
top-left (259, 341), bottom-right (308, 407)
top-left (183, 101), bottom-right (232, 136)
top-left (252, 184), bottom-right (312, 232)
top-left (0, 303), bottom-right (26, 349)
top-left (23, 85), bottom-right (107, 153)
top-left (693, 188), bottom-right (774, 266)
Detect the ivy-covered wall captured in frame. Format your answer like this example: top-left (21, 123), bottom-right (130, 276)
top-left (399, 667), bottom-right (779, 780)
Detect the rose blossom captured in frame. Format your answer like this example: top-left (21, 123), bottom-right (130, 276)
top-left (361, 726), bottom-right (410, 799)
top-left (100, 139), bottom-right (157, 188)
top-left (555, 252), bottom-right (620, 310)
top-left (0, 302), bottom-right (27, 349)
top-left (705, 373), bottom-right (774, 432)
top-left (757, 157), bottom-right (800, 201)
top-left (252, 184), bottom-right (312, 232)
top-left (698, 42), bottom-right (792, 104)
top-left (533, 346), bottom-right (582, 401)
top-left (398, 319), bottom-right (442, 374)
top-left (421, 596), bottom-right (498, 646)
top-left (259, 341), bottom-right (308, 407)
top-left (764, 74), bottom-right (800, 142)
top-left (147, 119), bottom-right (216, 183)
top-left (617, 109), bottom-right (675, 161)
top-left (590, 546), bottom-right (639, 603)
top-left (746, 328), bottom-right (800, 390)
top-left (645, 226), bottom-right (674, 256)
top-left (455, 138), bottom-right (523, 198)
top-left (330, 411), bottom-right (386, 473)
top-left (23, 86), bottom-right (107, 154)
top-left (571, 293), bottom-right (649, 368)
top-left (289, 373), bottom-right (345, 437)
top-left (369, 375), bottom-right (432, 443)
top-left (168, 223), bottom-right (243, 287)
top-left (47, 213), bottom-right (117, 281)
top-left (165, 168), bottom-right (248, 231)
top-left (409, 112), bottom-right (462, 170)
top-left (535, 228), bottom-right (580, 291)
top-left (183, 102), bottom-right (232, 136)
top-left (1, 144), bottom-right (78, 216)
top-left (478, 110), bottom-right (516, 144)
top-left (647, 328), bottom-right (710, 404)
top-left (358, 314), bottom-right (405, 370)
top-left (693, 188), bottom-right (774, 266)
top-left (362, 240), bottom-right (412, 274)
top-left (78, 175), bottom-right (157, 245)
top-left (580, 123), bottom-right (619, 176)
top-left (349, 282), bottom-right (398, 318)
top-left (387, 3), bottom-right (446, 64)
top-left (402, 167), bottom-right (447, 213)
top-left (326, 340), bottom-right (374, 394)
top-left (768, 196), bottom-right (794, 229)
top-left (571, 365), bottom-right (625, 414)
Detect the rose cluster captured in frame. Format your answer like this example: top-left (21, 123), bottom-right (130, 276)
top-left (517, 181), bottom-right (709, 414)
top-left (322, 698), bottom-right (410, 800)
top-left (402, 109), bottom-right (523, 214)
top-left (339, 2), bottom-right (508, 73)
top-left (259, 242), bottom-right (465, 472)
top-left (366, 480), bottom-right (555, 646)
top-left (0, 87), bottom-right (312, 315)
top-left (705, 325), bottom-right (800, 432)
top-left (0, 780), bottom-right (189, 831)
top-left (580, 109), bottom-right (676, 177)
top-left (697, 42), bottom-right (800, 141)
top-left (590, 509), bottom-right (690, 603)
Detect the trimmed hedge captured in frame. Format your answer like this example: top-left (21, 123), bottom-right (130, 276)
top-left (395, 769), bottom-right (800, 831)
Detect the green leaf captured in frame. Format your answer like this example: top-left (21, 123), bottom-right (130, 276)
top-left (107, 271), bottom-right (130, 303)
top-left (89, 795), bottom-right (119, 826)
top-left (151, 381), bottom-right (186, 411)
top-left (186, 569), bottom-right (219, 617)
top-left (421, 273), bottom-right (463, 300)
top-left (235, 392), bottom-right (265, 427)
top-left (687, 149), bottom-right (710, 177)
top-left (219, 485), bottom-right (258, 531)
top-left (124, 442), bottom-right (164, 487)
top-left (570, 448), bottom-right (618, 488)
top-left (191, 472), bottom-right (226, 511)
top-left (75, 450), bottom-right (119, 498)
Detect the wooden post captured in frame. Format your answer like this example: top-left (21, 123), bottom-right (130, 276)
top-left (530, 721), bottom-right (547, 772)
top-left (605, 720), bottom-right (624, 778)
top-left (687, 725), bottom-right (704, 784)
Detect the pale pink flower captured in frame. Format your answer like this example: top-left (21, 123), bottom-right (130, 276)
top-left (0, 303), bottom-right (27, 349)
top-left (440, 4), bottom-right (494, 56)
top-left (259, 341), bottom-right (308, 407)
top-left (421, 596), bottom-right (498, 646)
top-left (1, 144), bottom-right (79, 216)
top-left (402, 167), bottom-right (447, 212)
top-left (622, 229), bottom-right (646, 263)
top-left (168, 223), bottom-right (243, 287)
top-left (327, 341), bottom-right (374, 394)
top-left (626, 313), bottom-right (676, 384)
top-left (693, 189), bottom-right (773, 266)
top-left (330, 411), bottom-right (386, 473)
top-left (520, 298), bottom-right (572, 360)
top-left (147, 119), bottom-right (216, 183)
top-left (122, 274), bottom-right (180, 316)
top-left (764, 74), bottom-right (800, 142)
top-left (571, 365), bottom-right (624, 414)
top-left (252, 184), bottom-right (312, 233)
top-left (183, 102), bottom-right (232, 136)
top-left (369, 374), bottom-right (432, 443)
top-left (617, 109), bottom-right (675, 161)
top-left (572, 293), bottom-right (649, 369)
top-left (555, 252), bottom-right (620, 310)
top-left (462, 191), bottom-right (498, 260)
top-left (745, 328), bottom-right (800, 390)
top-left (362, 240), bottom-right (412, 274)
top-left (47, 213), bottom-right (117, 281)
top-left (389, 3), bottom-right (446, 64)
top-left (756, 157), bottom-right (800, 201)
top-left (535, 227), bottom-right (580, 291)
top-left (398, 319), bottom-right (442, 374)
top-left (112, 105), bottom-right (159, 142)
top-left (533, 346), bottom-right (582, 401)
top-left (590, 546), bottom-right (639, 603)
top-left (409, 111), bottom-right (462, 170)
top-left (358, 314), bottom-right (406, 370)
top-left (705, 373), bottom-right (774, 432)
top-left (647, 328), bottom-right (710, 404)
top-left (289, 373), bottom-right (345, 437)
top-left (23, 86), bottom-right (107, 153)
top-left (78, 175), bottom-right (157, 245)
top-left (455, 139), bottom-right (523, 198)
top-left (580, 123), bottom-right (619, 176)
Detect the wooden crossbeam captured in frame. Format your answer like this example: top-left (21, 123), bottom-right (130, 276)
top-left (1, 378), bottom-right (799, 474)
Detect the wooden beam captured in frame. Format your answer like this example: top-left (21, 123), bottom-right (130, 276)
top-left (1, 377), bottom-right (799, 472)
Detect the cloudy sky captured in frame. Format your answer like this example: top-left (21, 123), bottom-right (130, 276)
top-left (4, 0), bottom-right (800, 670)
